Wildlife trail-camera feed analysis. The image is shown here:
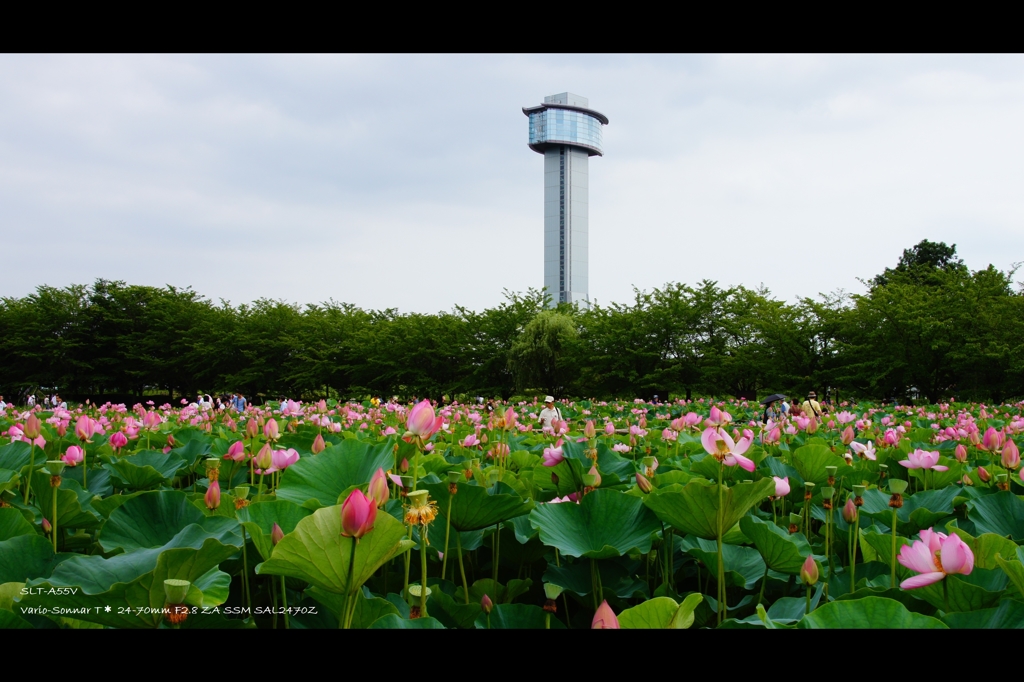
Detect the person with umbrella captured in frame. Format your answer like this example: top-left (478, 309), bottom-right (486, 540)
top-left (760, 394), bottom-right (787, 424)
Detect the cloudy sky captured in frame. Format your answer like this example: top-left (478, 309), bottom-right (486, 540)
top-left (2, 54), bottom-right (1022, 313)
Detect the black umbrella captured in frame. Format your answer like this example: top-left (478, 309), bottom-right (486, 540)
top-left (759, 394), bottom-right (787, 405)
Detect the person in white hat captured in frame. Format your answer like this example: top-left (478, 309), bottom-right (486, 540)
top-left (538, 396), bottom-right (562, 431)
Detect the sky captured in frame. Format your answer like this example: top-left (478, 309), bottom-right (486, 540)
top-left (2, 54), bottom-right (1023, 313)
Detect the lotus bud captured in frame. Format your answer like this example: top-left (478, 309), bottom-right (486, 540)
top-left (582, 474), bottom-right (599, 488)
top-left (368, 468), bottom-right (389, 508)
top-left (205, 480), bottom-right (221, 510)
top-left (271, 522), bottom-right (284, 546)
top-left (605, 422), bottom-right (615, 435)
top-left (340, 489), bottom-right (376, 538)
top-left (962, 474), bottom-right (974, 486)
top-left (636, 472), bottom-right (652, 494)
top-left (841, 425), bottom-right (855, 445)
top-left (800, 555), bottom-right (819, 586)
top-left (481, 594), bottom-right (493, 614)
top-left (263, 419), bottom-right (280, 441)
top-left (23, 414), bottom-right (42, 440)
top-left (109, 430), bottom-right (128, 450)
top-left (584, 420), bottom-right (596, 439)
top-left (399, 458), bottom-right (409, 473)
top-left (978, 466), bottom-right (991, 482)
top-left (311, 433), bottom-right (326, 454)
top-left (1001, 439), bottom-right (1020, 470)
top-left (955, 444), bottom-right (968, 463)
top-left (245, 418), bottom-right (259, 439)
top-left (592, 600), bottom-right (620, 629)
top-left (42, 517), bottom-right (52, 534)
top-left (842, 496), bottom-right (857, 523)
top-left (587, 465), bottom-right (602, 487)
top-left (255, 443), bottom-right (273, 471)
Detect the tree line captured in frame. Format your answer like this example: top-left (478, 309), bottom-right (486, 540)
top-left (1, 241), bottom-right (1021, 405)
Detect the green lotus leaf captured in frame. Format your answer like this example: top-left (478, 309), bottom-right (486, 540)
top-left (792, 444), bottom-right (847, 485)
top-left (0, 507), bottom-right (35, 541)
top-left (277, 438), bottom-right (394, 508)
top-left (945, 525), bottom-right (1019, 570)
top-left (530, 488), bottom-right (660, 559)
top-left (368, 614), bottom-right (446, 628)
top-left (305, 585), bottom-right (400, 628)
top-left (106, 450), bottom-right (185, 490)
top-left (19, 534), bottom-right (240, 628)
top-left (169, 438), bottom-right (211, 468)
top-left (542, 557), bottom-right (647, 599)
top-left (29, 472), bottom-right (101, 530)
top-left (238, 499), bottom-right (314, 562)
top-left (454, 578), bottom-right (533, 605)
top-left (619, 593), bottom-right (702, 629)
top-left (473, 602), bottom-right (563, 629)
top-left (967, 492), bottom-right (1024, 540)
top-left (643, 478), bottom-right (775, 541)
top-left (0, 468), bottom-right (21, 495)
top-left (0, 610), bottom-right (32, 629)
top-left (943, 599), bottom-right (1024, 629)
top-left (427, 588), bottom-right (482, 629)
top-left (678, 535), bottom-right (767, 589)
top-left (912, 569), bottom-right (1008, 612)
top-left (99, 490), bottom-right (241, 553)
top-left (0, 535), bottom-right (64, 583)
top-left (740, 515), bottom-right (811, 575)
top-left (425, 480), bottom-right (534, 532)
top-left (0, 442), bottom-right (34, 477)
top-left (90, 491), bottom-right (148, 518)
top-left (256, 504), bottom-right (413, 594)
top-left (994, 548), bottom-right (1024, 596)
top-left (799, 596), bottom-right (947, 629)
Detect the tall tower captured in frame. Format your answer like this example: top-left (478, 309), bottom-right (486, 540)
top-left (523, 93), bottom-right (608, 307)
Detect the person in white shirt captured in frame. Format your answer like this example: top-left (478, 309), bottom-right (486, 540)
top-left (27, 394), bottom-right (35, 407)
top-left (538, 396), bottom-right (562, 431)
top-left (0, 396), bottom-right (7, 410)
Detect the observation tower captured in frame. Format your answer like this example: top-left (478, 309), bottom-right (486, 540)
top-left (523, 93), bottom-right (608, 307)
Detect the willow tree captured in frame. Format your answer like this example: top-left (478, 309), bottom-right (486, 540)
top-left (508, 310), bottom-right (578, 396)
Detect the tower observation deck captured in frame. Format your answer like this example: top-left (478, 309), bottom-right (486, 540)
top-left (523, 93), bottom-right (608, 307)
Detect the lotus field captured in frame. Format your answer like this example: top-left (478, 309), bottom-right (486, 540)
top-left (4, 396), bottom-right (1024, 630)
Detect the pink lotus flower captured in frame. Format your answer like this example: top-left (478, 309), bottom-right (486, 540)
top-left (205, 480), bottom-right (221, 510)
top-left (405, 400), bottom-right (443, 441)
top-left (263, 419), bottom-right (280, 441)
top-left (661, 428), bottom-right (677, 441)
top-left (367, 468), bottom-right (389, 507)
top-left (143, 410), bottom-right (162, 431)
top-left (254, 443), bottom-right (273, 472)
top-left (763, 427), bottom-right (781, 445)
top-left (340, 489), bottom-right (377, 539)
top-left (954, 444), bottom-right (968, 463)
top-left (683, 412), bottom-right (703, 429)
top-left (701, 427), bottom-right (755, 472)
top-left (61, 445), bottom-right (84, 466)
top-left (898, 449), bottom-right (948, 471)
top-left (245, 418), bottom-right (259, 439)
top-left (841, 426), bottom-right (855, 445)
top-left (542, 440), bottom-right (564, 467)
top-left (280, 399), bottom-right (303, 417)
top-left (271, 523), bottom-right (284, 546)
top-left (773, 476), bottom-right (790, 497)
top-left (583, 420), bottom-right (596, 439)
top-left (592, 600), bottom-right (619, 629)
top-left (849, 440), bottom-right (877, 461)
top-left (270, 448), bottom-right (300, 472)
top-left (75, 416), bottom-right (99, 442)
top-left (605, 422), bottom-right (615, 435)
top-left (461, 434), bottom-right (480, 448)
top-left (978, 466), bottom-right (991, 482)
top-left (897, 528), bottom-right (974, 589)
top-left (883, 429), bottom-right (900, 447)
top-left (705, 406), bottom-right (732, 428)
top-left (836, 411), bottom-right (855, 425)
top-left (223, 440), bottom-right (246, 462)
top-left (612, 443), bottom-right (631, 454)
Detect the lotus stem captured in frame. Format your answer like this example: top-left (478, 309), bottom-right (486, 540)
top-left (52, 488), bottom-right (58, 552)
top-left (241, 528), bottom-right (252, 611)
top-left (419, 526), bottom-right (428, 616)
top-left (342, 538), bottom-right (357, 628)
top-left (890, 507), bottom-right (898, 587)
top-left (849, 513), bottom-right (859, 592)
top-left (457, 531), bottom-right (470, 604)
top-left (280, 575), bottom-right (290, 629)
top-left (442, 494), bottom-right (453, 579)
top-left (24, 442), bottom-right (35, 504)
top-left (717, 459), bottom-right (726, 624)
top-left (757, 562), bottom-right (769, 605)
